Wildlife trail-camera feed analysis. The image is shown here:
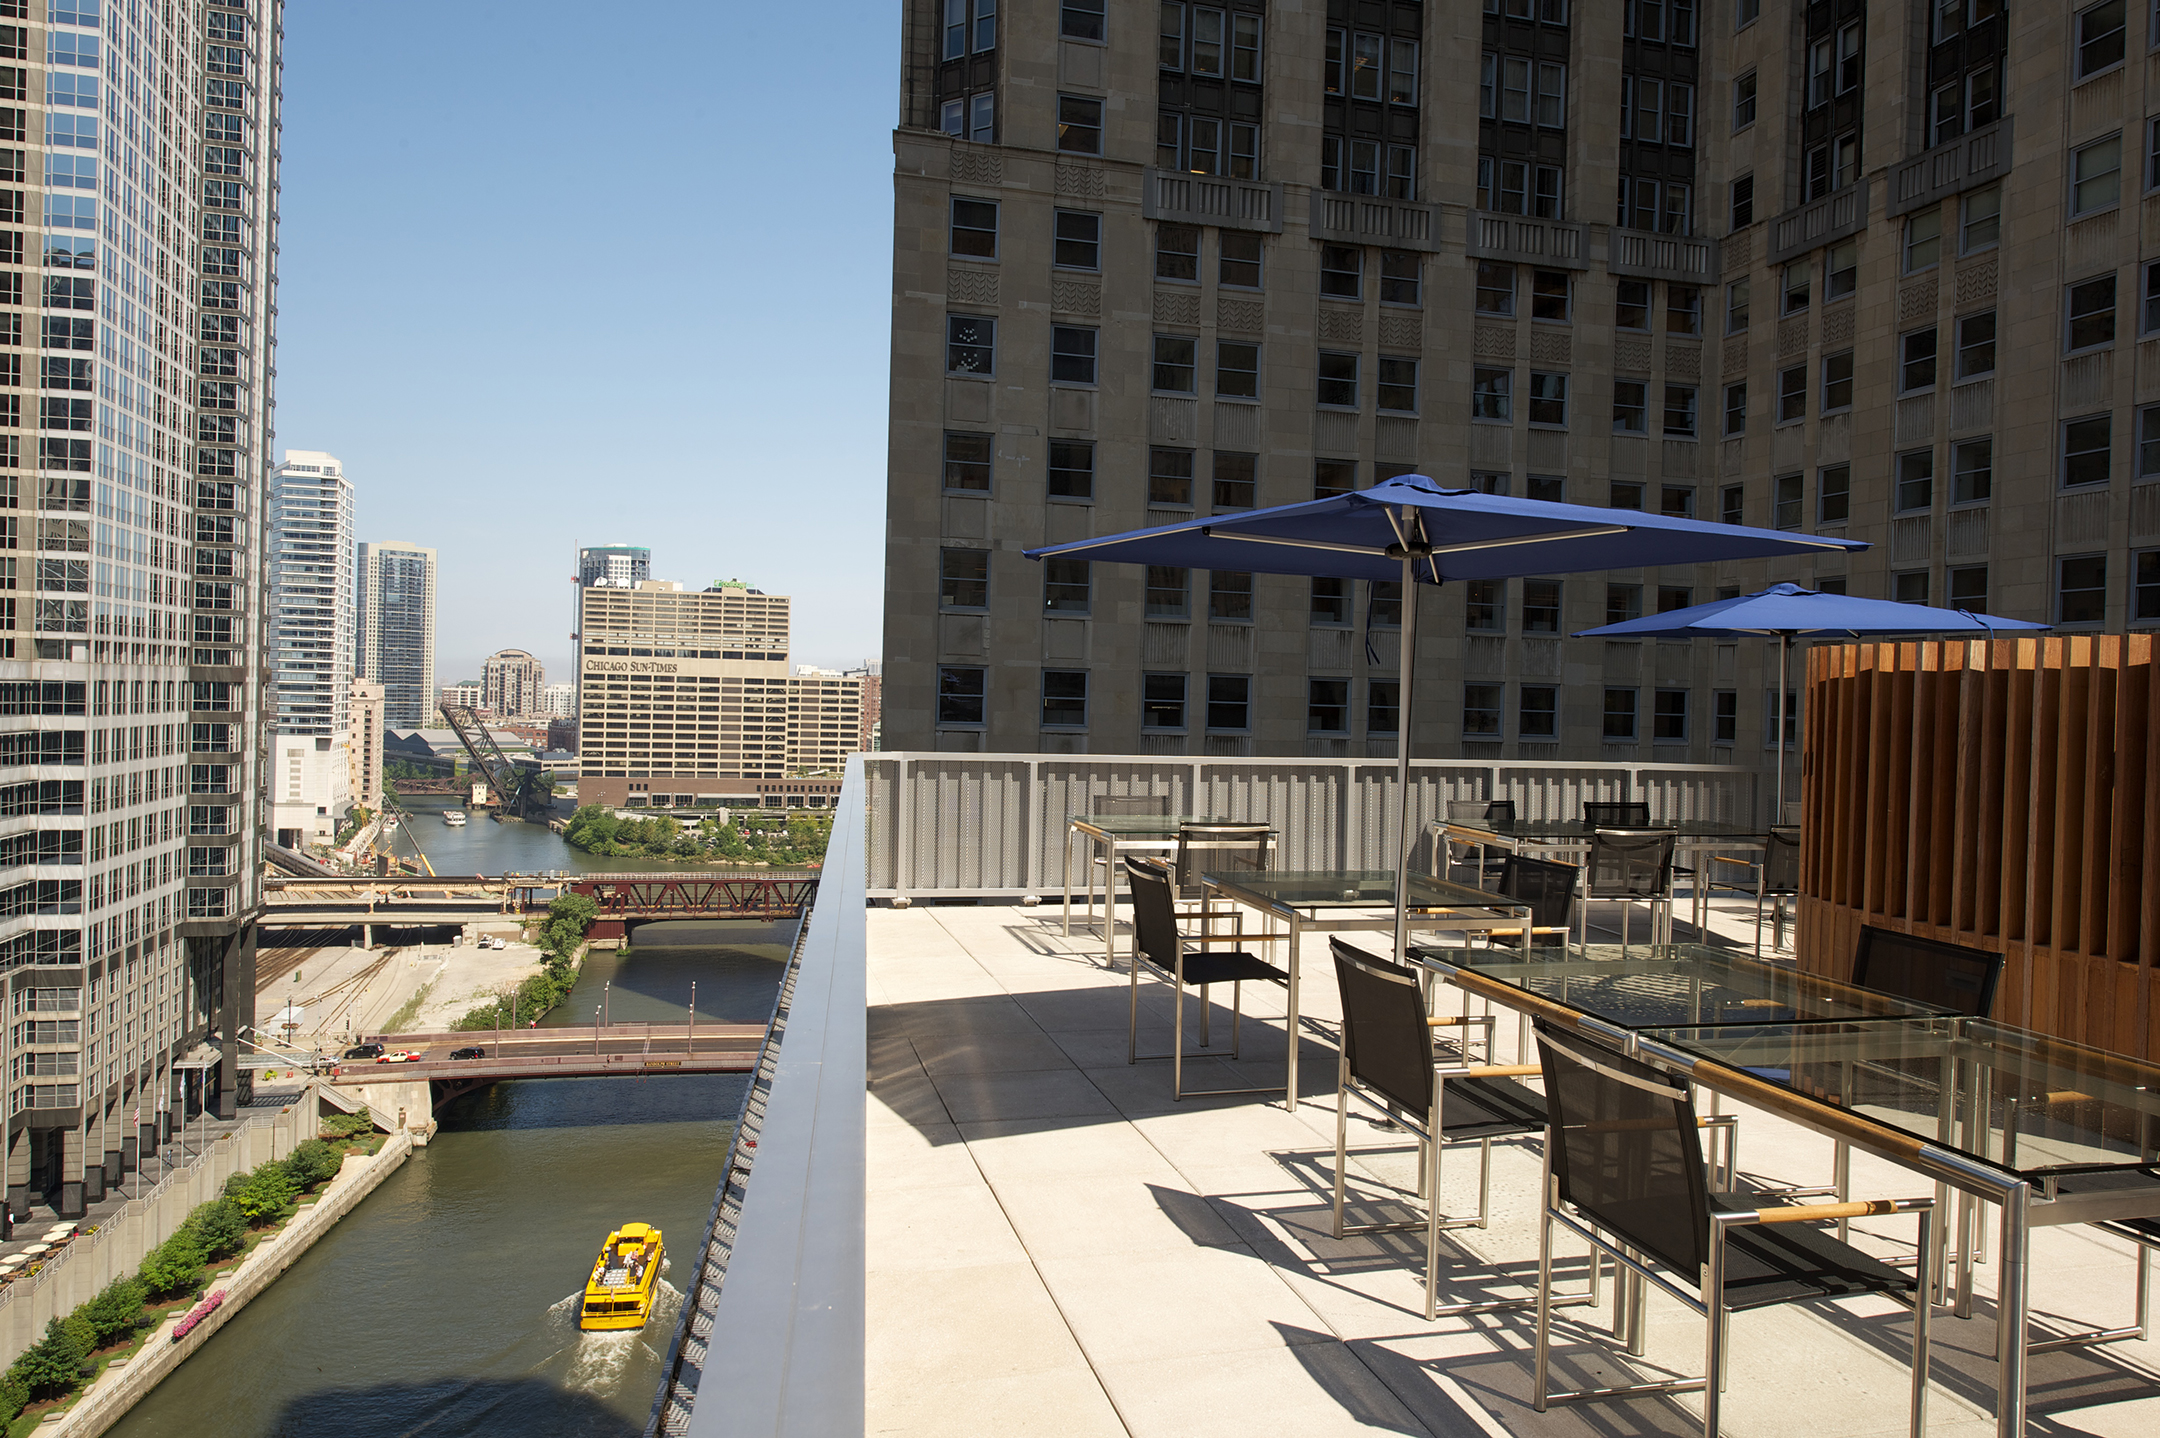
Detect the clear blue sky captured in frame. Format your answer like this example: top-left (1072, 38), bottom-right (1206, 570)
top-left (276, 1), bottom-right (898, 683)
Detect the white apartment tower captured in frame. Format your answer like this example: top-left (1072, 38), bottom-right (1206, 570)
top-left (0, 0), bottom-right (283, 1220)
top-left (267, 451), bottom-right (353, 846)
top-left (482, 647), bottom-right (545, 718)
top-left (356, 540), bottom-right (437, 730)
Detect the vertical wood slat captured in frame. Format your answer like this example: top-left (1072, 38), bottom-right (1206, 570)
top-left (1799, 636), bottom-right (2158, 1058)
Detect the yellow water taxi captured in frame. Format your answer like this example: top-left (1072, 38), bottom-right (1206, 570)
top-left (578, 1223), bottom-right (664, 1331)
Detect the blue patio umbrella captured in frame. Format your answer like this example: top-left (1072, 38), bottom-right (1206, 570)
top-left (1576, 582), bottom-right (2049, 818)
top-left (1026, 478), bottom-right (1864, 960)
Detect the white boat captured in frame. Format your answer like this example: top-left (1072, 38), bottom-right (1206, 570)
top-left (442, 809), bottom-right (468, 826)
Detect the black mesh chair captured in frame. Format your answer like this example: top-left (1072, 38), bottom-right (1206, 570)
top-left (1585, 829), bottom-right (1675, 953)
top-left (1850, 926), bottom-right (2003, 1017)
top-left (1443, 799), bottom-right (1516, 888)
top-left (1483, 855), bottom-right (1578, 950)
top-left (1705, 825), bottom-right (1801, 956)
top-left (1581, 800), bottom-right (1650, 827)
top-left (1123, 856), bottom-right (1286, 1099)
top-left (1329, 939), bottom-right (1557, 1320)
top-left (1531, 1021), bottom-right (1935, 1438)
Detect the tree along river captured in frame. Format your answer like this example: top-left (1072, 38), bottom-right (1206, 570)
top-left (107, 806), bottom-right (792, 1437)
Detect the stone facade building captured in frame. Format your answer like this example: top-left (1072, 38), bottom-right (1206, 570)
top-left (884, 1), bottom-right (2146, 772)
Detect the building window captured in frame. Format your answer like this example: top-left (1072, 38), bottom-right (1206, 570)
top-left (1314, 458), bottom-right (1355, 499)
top-left (944, 0), bottom-right (997, 58)
top-left (1311, 577), bottom-right (1350, 625)
top-left (1061, 0), bottom-right (1104, 41)
top-left (2058, 554), bottom-right (2108, 623)
top-left (943, 431), bottom-right (992, 492)
top-left (1733, 69), bottom-right (1756, 128)
top-left (1615, 279), bottom-right (1652, 331)
top-left (937, 667), bottom-right (987, 726)
top-left (1057, 94), bottom-right (1104, 154)
top-left (1376, 356), bottom-right (1419, 414)
top-left (2066, 274), bottom-right (2117, 352)
top-left (1527, 371), bottom-right (1567, 426)
top-left (1606, 583), bottom-right (1643, 624)
top-left (1662, 384), bottom-right (1698, 437)
top-left (1715, 483), bottom-right (1743, 525)
top-left (1896, 450), bottom-right (1934, 512)
top-left (1320, 244), bottom-right (1363, 299)
top-left (1730, 172), bottom-right (1754, 229)
top-left (2073, 134), bottom-right (2122, 216)
top-left (1220, 231), bottom-right (1263, 288)
top-left (1149, 447), bottom-right (1194, 505)
top-left (1904, 209), bottom-right (1941, 272)
top-left (1216, 341), bottom-right (1260, 400)
top-left (1381, 250), bottom-right (1420, 305)
top-left (2135, 551), bottom-right (2160, 622)
top-left (1040, 670), bottom-right (1089, 728)
top-left (1318, 351), bottom-right (1360, 408)
top-left (1526, 473), bottom-right (1564, 502)
top-left (1611, 481), bottom-right (1646, 511)
top-left (1718, 278), bottom-right (1748, 337)
top-left (946, 315), bottom-right (994, 375)
top-left (2077, 0), bottom-right (2127, 80)
top-left (1652, 689), bottom-right (1688, 742)
top-left (1142, 673), bottom-right (1187, 729)
top-left (1961, 183), bottom-right (2001, 251)
top-left (1521, 579), bottom-right (1560, 633)
top-left (939, 548), bottom-right (988, 609)
top-left (1660, 486), bottom-right (1695, 519)
top-left (1602, 688), bottom-right (1639, 741)
top-left (1152, 335), bottom-right (1197, 393)
top-left (1949, 565), bottom-right (1988, 612)
top-left (1366, 679), bottom-right (1400, 735)
top-left (1818, 464), bottom-right (1851, 524)
top-left (1048, 439), bottom-right (1094, 500)
top-left (1722, 382), bottom-right (1747, 435)
top-left (1054, 210), bottom-right (1101, 270)
top-left (1462, 684), bottom-right (1502, 739)
top-left (1309, 679), bottom-right (1351, 734)
top-left (1956, 310), bottom-right (1997, 378)
top-left (1472, 367), bottom-right (1512, 421)
top-left (1465, 579), bottom-right (1503, 632)
top-left (1774, 472), bottom-right (1803, 529)
top-left (1711, 690), bottom-right (1737, 744)
top-left (1666, 284), bottom-right (1701, 335)
top-left (1051, 325), bottom-right (1098, 384)
top-left (1893, 571), bottom-right (1929, 604)
top-left (1517, 685), bottom-right (1557, 739)
top-left (1145, 565), bottom-right (1189, 617)
top-left (1042, 558), bottom-right (1091, 614)
top-left (2063, 415), bottom-right (2113, 487)
top-left (1205, 674), bottom-right (1251, 731)
top-left (950, 197), bottom-right (998, 258)
top-left (1532, 269), bottom-right (1571, 322)
top-left (1156, 223), bottom-right (1200, 281)
top-left (940, 92), bottom-right (996, 142)
top-left (1208, 570), bottom-right (1253, 621)
top-left (1952, 437), bottom-right (1993, 504)
top-left (1820, 351), bottom-right (1854, 412)
top-left (1613, 379), bottom-right (1647, 433)
top-left (1824, 241), bottom-right (1857, 301)
top-left (1212, 451), bottom-right (1256, 510)
top-left (1476, 261), bottom-right (1517, 315)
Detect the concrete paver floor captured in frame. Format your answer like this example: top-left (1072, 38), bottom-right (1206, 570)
top-left (866, 891), bottom-right (2160, 1438)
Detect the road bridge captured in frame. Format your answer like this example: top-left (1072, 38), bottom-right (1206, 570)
top-left (319, 1023), bottom-right (766, 1113)
top-left (259, 871), bottom-right (820, 941)
top-left (552, 872), bottom-right (818, 939)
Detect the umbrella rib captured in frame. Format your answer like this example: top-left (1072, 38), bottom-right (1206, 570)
top-left (1200, 529), bottom-right (1392, 558)
top-left (1204, 522), bottom-right (1636, 562)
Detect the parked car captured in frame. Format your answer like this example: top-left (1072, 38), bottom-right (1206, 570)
top-left (342, 1043), bottom-right (384, 1060)
top-left (490, 936), bottom-right (507, 950)
top-left (374, 1050), bottom-right (422, 1064)
top-left (448, 1046), bottom-right (485, 1061)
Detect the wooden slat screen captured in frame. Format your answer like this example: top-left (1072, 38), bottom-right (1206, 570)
top-left (1799, 636), bottom-right (2160, 1058)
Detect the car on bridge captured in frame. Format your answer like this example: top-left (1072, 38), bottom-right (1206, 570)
top-left (374, 1050), bottom-right (423, 1064)
top-left (343, 1042), bottom-right (384, 1060)
top-left (449, 1046), bottom-right (485, 1061)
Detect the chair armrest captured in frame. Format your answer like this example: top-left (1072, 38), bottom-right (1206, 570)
top-left (1426, 1015), bottom-right (1497, 1028)
top-left (1710, 856), bottom-right (1759, 870)
top-left (1440, 1063), bottom-right (1542, 1079)
top-left (1726, 1197), bottom-right (1934, 1227)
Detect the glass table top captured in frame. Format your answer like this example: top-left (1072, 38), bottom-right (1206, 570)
top-left (1204, 869), bottom-right (1519, 911)
top-left (1435, 818), bottom-right (1767, 840)
top-left (1637, 1018), bottom-right (2160, 1183)
top-left (1068, 815), bottom-right (1249, 836)
top-left (1410, 943), bottom-right (1957, 1028)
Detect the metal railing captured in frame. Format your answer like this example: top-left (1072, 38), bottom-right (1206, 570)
top-left (863, 752), bottom-right (1769, 899)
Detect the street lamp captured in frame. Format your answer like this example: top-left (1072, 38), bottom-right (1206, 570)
top-left (593, 1004), bottom-right (602, 1056)
top-left (687, 981), bottom-right (696, 1058)
top-left (602, 980), bottom-right (610, 1029)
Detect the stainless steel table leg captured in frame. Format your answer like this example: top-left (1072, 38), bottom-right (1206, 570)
top-left (1995, 1183), bottom-right (2029, 1438)
top-left (1284, 913), bottom-right (1302, 1111)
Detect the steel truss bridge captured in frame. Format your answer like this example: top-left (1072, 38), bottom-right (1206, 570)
top-left (259, 871), bottom-right (819, 939)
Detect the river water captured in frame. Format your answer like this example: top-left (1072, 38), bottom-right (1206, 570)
top-left (107, 806), bottom-right (789, 1438)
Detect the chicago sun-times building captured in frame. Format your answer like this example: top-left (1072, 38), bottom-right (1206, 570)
top-left (0, 0), bottom-right (279, 1218)
top-left (885, 0), bottom-right (2153, 763)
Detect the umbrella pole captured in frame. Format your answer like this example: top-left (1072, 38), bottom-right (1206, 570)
top-left (1774, 634), bottom-right (1791, 824)
top-left (1392, 552), bottom-right (1416, 964)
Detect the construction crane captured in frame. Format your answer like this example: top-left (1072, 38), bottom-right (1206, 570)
top-left (442, 705), bottom-right (548, 818)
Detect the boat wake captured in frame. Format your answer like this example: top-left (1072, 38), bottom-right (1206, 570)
top-left (534, 1282), bottom-right (687, 1397)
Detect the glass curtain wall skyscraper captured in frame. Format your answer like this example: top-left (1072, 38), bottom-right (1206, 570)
top-left (268, 450), bottom-right (354, 846)
top-left (0, 0), bottom-right (282, 1219)
top-left (356, 540), bottom-right (437, 730)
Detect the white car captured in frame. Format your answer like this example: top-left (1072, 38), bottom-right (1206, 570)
top-left (490, 936), bottom-right (507, 950)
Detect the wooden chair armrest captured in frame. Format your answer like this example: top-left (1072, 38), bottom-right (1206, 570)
top-left (1710, 856), bottom-right (1759, 870)
top-left (1445, 1063), bottom-right (1542, 1079)
top-left (1741, 1197), bottom-right (1933, 1225)
top-left (1426, 1015), bottom-right (1497, 1028)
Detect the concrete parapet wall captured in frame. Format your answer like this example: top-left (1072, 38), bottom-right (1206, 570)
top-left (53, 1128), bottom-right (415, 1438)
top-left (0, 1093), bottom-right (314, 1368)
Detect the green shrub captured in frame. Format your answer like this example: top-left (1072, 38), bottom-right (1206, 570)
top-left (0, 1370), bottom-right (28, 1422)
top-left (284, 1139), bottom-right (343, 1187)
top-left (319, 1110), bottom-right (376, 1140)
top-left (79, 1278), bottom-right (147, 1347)
top-left (138, 1233), bottom-right (204, 1298)
top-left (13, 1317), bottom-right (88, 1396)
top-left (183, 1198), bottom-right (247, 1259)
top-left (225, 1164), bottom-right (298, 1225)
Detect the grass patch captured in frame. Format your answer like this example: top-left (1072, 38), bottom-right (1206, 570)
top-left (381, 981), bottom-right (434, 1034)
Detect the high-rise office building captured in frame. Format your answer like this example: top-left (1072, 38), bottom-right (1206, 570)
top-left (348, 678), bottom-right (385, 813)
top-left (577, 544), bottom-right (651, 589)
top-left (0, 0), bottom-right (283, 1218)
top-left (267, 451), bottom-right (354, 847)
top-left (357, 541), bottom-right (437, 730)
top-left (885, 2), bottom-right (2145, 768)
top-left (483, 648), bottom-right (545, 718)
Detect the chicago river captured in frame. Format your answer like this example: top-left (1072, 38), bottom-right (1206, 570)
top-left (106, 804), bottom-right (790, 1437)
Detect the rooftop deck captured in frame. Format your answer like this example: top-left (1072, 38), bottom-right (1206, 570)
top-left (866, 896), bottom-right (2160, 1438)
